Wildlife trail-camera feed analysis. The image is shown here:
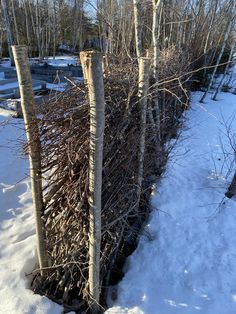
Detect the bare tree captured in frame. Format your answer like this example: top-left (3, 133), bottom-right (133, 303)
top-left (200, 1), bottom-right (235, 103)
top-left (11, 0), bottom-right (20, 45)
top-left (152, 0), bottom-right (162, 79)
top-left (2, 0), bottom-right (14, 64)
top-left (133, 0), bottom-right (143, 59)
top-left (212, 31), bottom-right (236, 100)
top-left (225, 172), bottom-right (236, 198)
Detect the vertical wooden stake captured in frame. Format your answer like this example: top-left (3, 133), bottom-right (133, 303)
top-left (137, 58), bottom-right (150, 194)
top-left (12, 45), bottom-right (48, 275)
top-left (152, 0), bottom-right (162, 140)
top-left (84, 51), bottom-right (105, 313)
top-left (80, 51), bottom-right (89, 82)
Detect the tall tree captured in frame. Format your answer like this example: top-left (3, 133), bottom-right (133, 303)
top-left (133, 0), bottom-right (143, 59)
top-left (1, 0), bottom-right (14, 64)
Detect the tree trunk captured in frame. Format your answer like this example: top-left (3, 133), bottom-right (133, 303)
top-left (202, 0), bottom-right (218, 82)
top-left (152, 0), bottom-right (162, 140)
top-left (12, 45), bottom-right (48, 276)
top-left (11, 0), bottom-right (20, 45)
top-left (2, 0), bottom-right (14, 65)
top-left (23, 0), bottom-right (31, 56)
top-left (152, 0), bottom-right (161, 80)
top-left (212, 36), bottom-right (236, 100)
top-left (84, 51), bottom-right (105, 313)
top-left (35, 0), bottom-right (42, 60)
top-left (133, 0), bottom-right (143, 59)
top-left (225, 172), bottom-right (236, 198)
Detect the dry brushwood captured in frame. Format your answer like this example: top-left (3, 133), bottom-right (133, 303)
top-left (31, 55), bottom-right (190, 312)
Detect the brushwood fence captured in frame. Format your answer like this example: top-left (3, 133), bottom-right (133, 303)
top-left (13, 46), bottom-right (190, 313)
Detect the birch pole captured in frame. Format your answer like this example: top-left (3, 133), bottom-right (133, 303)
top-left (84, 51), bottom-right (105, 313)
top-left (152, 0), bottom-right (162, 137)
top-left (80, 51), bottom-right (89, 82)
top-left (12, 45), bottom-right (48, 276)
top-left (152, 0), bottom-right (162, 80)
top-left (137, 57), bottom-right (150, 195)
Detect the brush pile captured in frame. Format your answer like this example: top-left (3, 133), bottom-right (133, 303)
top-left (32, 51), bottom-right (190, 312)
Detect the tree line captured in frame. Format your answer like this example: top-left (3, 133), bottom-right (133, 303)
top-left (0, 0), bottom-right (93, 59)
top-left (1, 1), bottom-right (235, 65)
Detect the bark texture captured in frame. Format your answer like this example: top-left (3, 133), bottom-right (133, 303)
top-left (85, 51), bottom-right (105, 313)
top-left (2, 0), bottom-right (14, 64)
top-left (133, 0), bottom-right (143, 59)
top-left (137, 57), bottom-right (150, 192)
top-left (12, 45), bottom-right (48, 275)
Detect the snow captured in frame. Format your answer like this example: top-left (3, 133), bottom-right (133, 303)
top-left (0, 56), bottom-right (78, 68)
top-left (107, 91), bottom-right (236, 314)
top-left (0, 59), bottom-right (12, 68)
top-left (46, 82), bottom-right (67, 92)
top-left (0, 112), bottom-right (62, 313)
top-left (0, 84), bottom-right (236, 313)
top-left (46, 78), bottom-right (83, 92)
top-left (0, 82), bottom-right (20, 91)
top-left (45, 56), bottom-right (78, 67)
top-left (0, 82), bottom-right (41, 92)
top-left (0, 72), bottom-right (5, 80)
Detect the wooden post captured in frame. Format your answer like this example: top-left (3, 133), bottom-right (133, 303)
top-left (152, 0), bottom-right (162, 139)
top-left (12, 45), bottom-right (48, 275)
top-left (152, 0), bottom-right (162, 80)
top-left (137, 58), bottom-right (150, 194)
top-left (84, 51), bottom-right (105, 313)
top-left (81, 50), bottom-right (106, 81)
top-left (80, 51), bottom-right (89, 82)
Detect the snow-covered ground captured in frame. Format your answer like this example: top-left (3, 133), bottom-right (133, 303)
top-left (0, 81), bottom-right (42, 92)
top-left (46, 56), bottom-right (78, 67)
top-left (0, 89), bottom-right (236, 313)
top-left (0, 111), bottom-right (62, 313)
top-left (0, 56), bottom-right (78, 68)
top-left (107, 92), bottom-right (236, 314)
